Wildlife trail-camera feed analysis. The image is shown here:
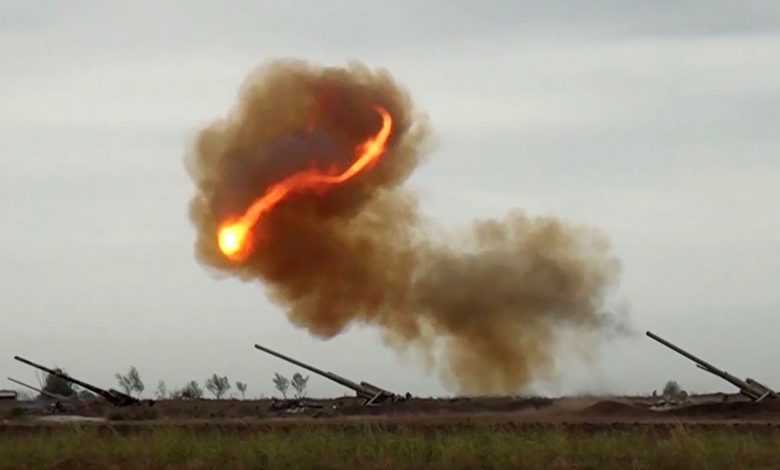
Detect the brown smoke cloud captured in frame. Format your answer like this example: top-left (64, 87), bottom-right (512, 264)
top-left (185, 59), bottom-right (623, 394)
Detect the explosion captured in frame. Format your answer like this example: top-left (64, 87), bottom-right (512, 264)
top-left (217, 106), bottom-right (393, 262)
top-left (185, 59), bottom-right (624, 394)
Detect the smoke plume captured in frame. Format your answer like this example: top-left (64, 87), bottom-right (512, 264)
top-left (185, 59), bottom-right (623, 394)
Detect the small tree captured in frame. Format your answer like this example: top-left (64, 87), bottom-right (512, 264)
top-left (272, 373), bottom-right (290, 399)
top-left (116, 374), bottom-right (133, 395)
top-left (205, 374), bottom-right (231, 399)
top-left (155, 380), bottom-right (168, 400)
top-left (179, 380), bottom-right (204, 399)
top-left (236, 381), bottom-right (248, 399)
top-left (115, 366), bottom-right (144, 398)
top-left (291, 372), bottom-right (310, 398)
top-left (41, 369), bottom-right (76, 398)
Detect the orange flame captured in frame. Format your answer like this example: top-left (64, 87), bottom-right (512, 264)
top-left (217, 106), bottom-right (393, 261)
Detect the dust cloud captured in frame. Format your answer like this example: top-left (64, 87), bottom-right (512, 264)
top-left (185, 59), bottom-right (624, 394)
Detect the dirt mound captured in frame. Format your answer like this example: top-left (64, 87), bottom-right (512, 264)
top-left (578, 400), bottom-right (652, 417)
top-left (670, 399), bottom-right (780, 418)
top-left (336, 397), bottom-right (554, 416)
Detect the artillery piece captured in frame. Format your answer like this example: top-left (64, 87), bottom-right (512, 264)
top-left (13, 356), bottom-right (153, 407)
top-left (7, 377), bottom-right (75, 413)
top-left (7, 377), bottom-right (69, 401)
top-left (254, 343), bottom-right (406, 406)
top-left (646, 331), bottom-right (777, 402)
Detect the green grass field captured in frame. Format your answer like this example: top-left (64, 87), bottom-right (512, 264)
top-left (1, 425), bottom-right (779, 469)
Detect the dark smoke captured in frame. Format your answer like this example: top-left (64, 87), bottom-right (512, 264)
top-left (185, 59), bottom-right (624, 394)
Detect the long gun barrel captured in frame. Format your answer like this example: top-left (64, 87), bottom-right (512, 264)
top-left (13, 355), bottom-right (139, 406)
top-left (253, 343), bottom-right (397, 403)
top-left (646, 331), bottom-right (775, 401)
top-left (7, 377), bottom-right (67, 401)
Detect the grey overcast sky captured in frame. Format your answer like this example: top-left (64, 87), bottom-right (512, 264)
top-left (1, 1), bottom-right (779, 399)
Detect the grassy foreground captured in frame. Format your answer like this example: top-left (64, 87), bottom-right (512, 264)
top-left (1, 425), bottom-right (779, 469)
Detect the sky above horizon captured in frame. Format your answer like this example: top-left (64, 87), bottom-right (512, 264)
top-left (1, 1), bottom-right (779, 399)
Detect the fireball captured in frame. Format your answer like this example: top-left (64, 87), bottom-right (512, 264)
top-left (217, 105), bottom-right (393, 262)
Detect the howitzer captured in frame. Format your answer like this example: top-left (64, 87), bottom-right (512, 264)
top-left (13, 356), bottom-right (150, 407)
top-left (646, 331), bottom-right (777, 402)
top-left (254, 343), bottom-right (402, 405)
top-left (7, 377), bottom-right (68, 401)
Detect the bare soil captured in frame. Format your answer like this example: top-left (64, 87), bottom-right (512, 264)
top-left (3, 393), bottom-right (780, 436)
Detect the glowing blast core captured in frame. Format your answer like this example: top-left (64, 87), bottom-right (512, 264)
top-left (217, 106), bottom-right (393, 261)
top-left (218, 223), bottom-right (249, 260)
